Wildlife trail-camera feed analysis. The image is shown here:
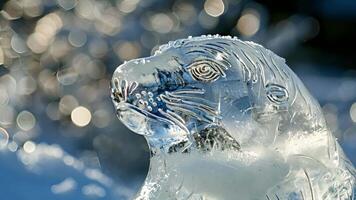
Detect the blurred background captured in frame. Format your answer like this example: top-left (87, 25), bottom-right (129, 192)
top-left (0, 0), bottom-right (355, 199)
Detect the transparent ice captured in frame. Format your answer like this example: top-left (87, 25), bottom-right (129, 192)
top-left (111, 35), bottom-right (355, 200)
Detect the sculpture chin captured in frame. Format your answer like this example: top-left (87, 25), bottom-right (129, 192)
top-left (117, 103), bottom-right (188, 138)
top-left (116, 104), bottom-right (150, 135)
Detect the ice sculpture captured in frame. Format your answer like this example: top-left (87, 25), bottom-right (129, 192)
top-left (111, 35), bottom-right (355, 200)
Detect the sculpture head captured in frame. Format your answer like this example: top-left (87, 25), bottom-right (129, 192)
top-left (111, 35), bottom-right (325, 151)
top-left (111, 36), bottom-right (354, 200)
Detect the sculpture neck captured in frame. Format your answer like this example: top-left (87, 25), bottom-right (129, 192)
top-left (134, 136), bottom-right (187, 200)
top-left (145, 135), bottom-right (191, 157)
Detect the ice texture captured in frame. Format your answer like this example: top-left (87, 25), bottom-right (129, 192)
top-left (111, 35), bottom-right (355, 200)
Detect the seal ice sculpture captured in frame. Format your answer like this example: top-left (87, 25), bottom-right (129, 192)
top-left (111, 35), bottom-right (355, 200)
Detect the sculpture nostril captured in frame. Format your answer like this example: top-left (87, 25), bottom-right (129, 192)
top-left (112, 87), bottom-right (124, 103)
top-left (111, 78), bottom-right (139, 103)
top-left (111, 78), bottom-right (125, 102)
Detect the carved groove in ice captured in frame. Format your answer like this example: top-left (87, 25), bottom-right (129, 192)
top-left (111, 35), bottom-right (356, 200)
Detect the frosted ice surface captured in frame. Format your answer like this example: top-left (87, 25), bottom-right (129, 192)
top-left (111, 35), bottom-right (355, 200)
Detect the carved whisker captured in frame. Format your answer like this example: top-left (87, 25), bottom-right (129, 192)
top-left (166, 109), bottom-right (185, 124)
top-left (181, 100), bottom-right (217, 115)
top-left (161, 97), bottom-right (216, 122)
top-left (166, 92), bottom-right (217, 109)
top-left (166, 93), bottom-right (217, 113)
top-left (165, 104), bottom-right (212, 124)
top-left (166, 103), bottom-right (215, 123)
top-left (162, 93), bottom-right (218, 115)
top-left (158, 109), bottom-right (188, 134)
top-left (170, 88), bottom-right (205, 95)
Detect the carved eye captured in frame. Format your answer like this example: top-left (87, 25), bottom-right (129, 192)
top-left (187, 60), bottom-right (226, 82)
top-left (265, 83), bottom-right (289, 104)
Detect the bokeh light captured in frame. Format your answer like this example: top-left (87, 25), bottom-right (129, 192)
top-left (350, 103), bottom-right (356, 123)
top-left (93, 109), bottom-right (111, 128)
top-left (71, 106), bottom-right (92, 127)
top-left (204, 0), bottom-right (225, 17)
top-left (16, 111), bottom-right (36, 131)
top-left (116, 42), bottom-right (140, 61)
top-left (82, 184), bottom-right (106, 198)
top-left (17, 76), bottom-right (37, 95)
top-left (150, 13), bottom-right (175, 34)
top-left (7, 141), bottom-right (18, 152)
top-left (0, 127), bottom-right (9, 148)
top-left (236, 9), bottom-right (260, 37)
top-left (59, 95), bottom-right (79, 115)
top-left (23, 140), bottom-right (36, 154)
top-left (51, 177), bottom-right (77, 194)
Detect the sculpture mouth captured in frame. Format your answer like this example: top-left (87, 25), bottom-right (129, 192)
top-left (116, 102), bottom-right (181, 136)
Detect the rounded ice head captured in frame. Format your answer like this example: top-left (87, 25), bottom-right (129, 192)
top-left (111, 35), bottom-right (355, 200)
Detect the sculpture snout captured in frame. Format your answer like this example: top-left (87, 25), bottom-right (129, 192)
top-left (111, 77), bottom-right (139, 106)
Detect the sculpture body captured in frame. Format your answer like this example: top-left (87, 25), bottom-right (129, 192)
top-left (111, 35), bottom-right (355, 200)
